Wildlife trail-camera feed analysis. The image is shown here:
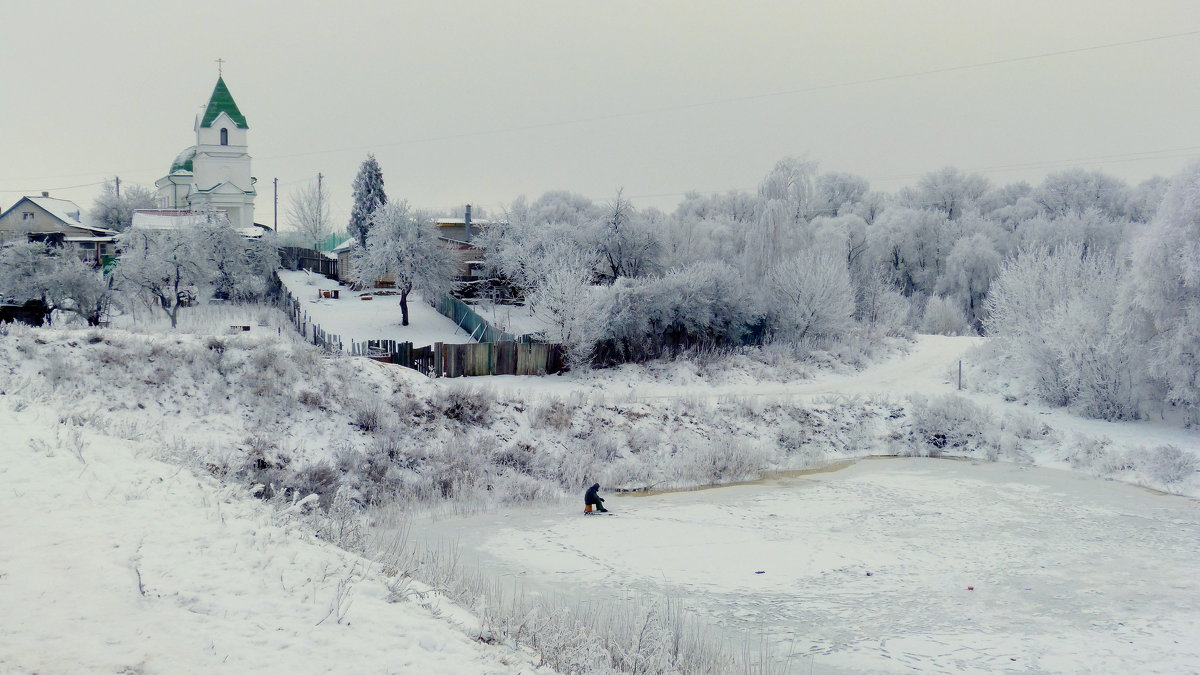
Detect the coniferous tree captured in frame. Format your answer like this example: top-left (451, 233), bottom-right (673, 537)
top-left (348, 154), bottom-right (387, 247)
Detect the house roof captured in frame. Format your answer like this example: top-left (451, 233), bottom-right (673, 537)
top-left (170, 146), bottom-right (196, 174)
top-left (28, 196), bottom-right (83, 226)
top-left (199, 77), bottom-right (248, 130)
top-left (0, 196), bottom-right (116, 235)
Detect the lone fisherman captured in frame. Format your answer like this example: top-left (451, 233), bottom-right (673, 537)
top-left (584, 483), bottom-right (608, 514)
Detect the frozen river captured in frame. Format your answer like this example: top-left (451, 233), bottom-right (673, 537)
top-left (420, 458), bottom-right (1200, 673)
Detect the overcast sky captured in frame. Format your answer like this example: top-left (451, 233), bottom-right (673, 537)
top-left (4, 1), bottom-right (1200, 230)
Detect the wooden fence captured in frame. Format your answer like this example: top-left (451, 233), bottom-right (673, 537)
top-left (276, 277), bottom-right (344, 352)
top-left (352, 340), bottom-right (565, 376)
top-left (275, 275), bottom-right (562, 376)
top-left (280, 246), bottom-right (339, 278)
top-left (400, 341), bottom-right (565, 377)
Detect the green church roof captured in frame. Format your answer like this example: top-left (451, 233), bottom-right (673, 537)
top-left (170, 146), bottom-right (196, 174)
top-left (199, 76), bottom-right (248, 129)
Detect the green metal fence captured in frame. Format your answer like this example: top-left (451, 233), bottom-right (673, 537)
top-left (436, 295), bottom-right (541, 343)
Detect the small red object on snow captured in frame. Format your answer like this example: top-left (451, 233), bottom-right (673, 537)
top-left (967, 586), bottom-right (974, 591)
top-left (360, 295), bottom-right (373, 301)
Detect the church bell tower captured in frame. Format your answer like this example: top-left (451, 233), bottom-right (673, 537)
top-left (189, 76), bottom-right (256, 229)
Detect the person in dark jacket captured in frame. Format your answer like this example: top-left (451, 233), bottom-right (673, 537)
top-left (584, 483), bottom-right (608, 514)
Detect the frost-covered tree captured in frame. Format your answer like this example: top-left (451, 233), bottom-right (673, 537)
top-left (479, 203), bottom-right (588, 295)
top-left (903, 167), bottom-right (989, 220)
top-left (657, 214), bottom-right (742, 270)
top-left (764, 250), bottom-right (854, 342)
top-left (811, 214), bottom-right (869, 275)
top-left (199, 218), bottom-right (279, 302)
top-left (936, 233), bottom-right (1001, 331)
top-left (868, 207), bottom-right (957, 296)
top-left (855, 264), bottom-right (909, 336)
top-left (742, 199), bottom-right (802, 282)
top-left (848, 191), bottom-right (891, 225)
top-left (89, 179), bottom-right (156, 232)
top-left (603, 261), bottom-right (752, 362)
top-left (1125, 176), bottom-right (1170, 224)
top-left (347, 155), bottom-right (387, 247)
top-left (289, 180), bottom-right (332, 251)
top-left (0, 241), bottom-right (113, 325)
top-left (358, 202), bottom-right (458, 326)
top-left (1017, 208), bottom-right (1129, 258)
top-left (524, 190), bottom-right (602, 228)
top-left (1032, 169), bottom-right (1130, 219)
top-left (978, 181), bottom-right (1033, 217)
top-left (758, 156), bottom-right (818, 224)
top-left (591, 189), bottom-right (660, 281)
top-left (985, 245), bottom-right (1138, 419)
top-left (1127, 162), bottom-right (1200, 418)
top-left (812, 172), bottom-right (870, 218)
top-left (528, 244), bottom-right (608, 369)
top-left (921, 295), bottom-right (971, 336)
top-left (114, 227), bottom-right (210, 328)
top-left (674, 190), bottom-right (758, 223)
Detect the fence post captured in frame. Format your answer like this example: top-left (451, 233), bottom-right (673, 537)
top-left (434, 342), bottom-right (443, 378)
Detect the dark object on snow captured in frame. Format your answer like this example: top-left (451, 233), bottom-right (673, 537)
top-left (584, 483), bottom-right (607, 513)
top-left (0, 300), bottom-right (51, 326)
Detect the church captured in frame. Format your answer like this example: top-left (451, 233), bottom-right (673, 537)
top-left (149, 76), bottom-right (258, 230)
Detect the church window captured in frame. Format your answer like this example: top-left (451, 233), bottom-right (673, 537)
top-left (220, 128), bottom-right (228, 145)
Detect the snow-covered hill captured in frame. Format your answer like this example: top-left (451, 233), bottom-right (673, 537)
top-left (0, 402), bottom-right (543, 674)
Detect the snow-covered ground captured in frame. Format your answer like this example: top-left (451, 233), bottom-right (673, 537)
top-left (480, 334), bottom-right (1200, 465)
top-left (469, 299), bottom-right (553, 337)
top-left (278, 269), bottom-right (474, 347)
top-left (3, 318), bottom-right (1197, 673)
top-left (0, 402), bottom-right (542, 674)
top-left (433, 457), bottom-right (1200, 674)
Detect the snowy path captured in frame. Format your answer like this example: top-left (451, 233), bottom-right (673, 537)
top-left (439, 459), bottom-right (1200, 673)
top-left (472, 335), bottom-right (979, 402)
top-left (0, 405), bottom-right (540, 674)
top-left (477, 334), bottom-right (1199, 456)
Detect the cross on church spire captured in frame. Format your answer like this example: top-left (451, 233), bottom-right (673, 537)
top-left (215, 58), bottom-right (225, 76)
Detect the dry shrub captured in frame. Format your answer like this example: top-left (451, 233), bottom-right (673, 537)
top-left (532, 397), bottom-right (573, 430)
top-left (437, 386), bottom-right (493, 425)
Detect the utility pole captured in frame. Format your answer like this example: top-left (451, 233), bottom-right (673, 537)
top-left (273, 177), bottom-right (278, 231)
top-left (114, 176), bottom-right (120, 199)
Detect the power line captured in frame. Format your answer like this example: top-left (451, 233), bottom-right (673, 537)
top-left (0, 180), bottom-right (106, 194)
top-left (256, 29), bottom-right (1200, 163)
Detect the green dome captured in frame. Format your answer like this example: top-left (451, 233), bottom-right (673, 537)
top-left (170, 146), bottom-right (196, 174)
